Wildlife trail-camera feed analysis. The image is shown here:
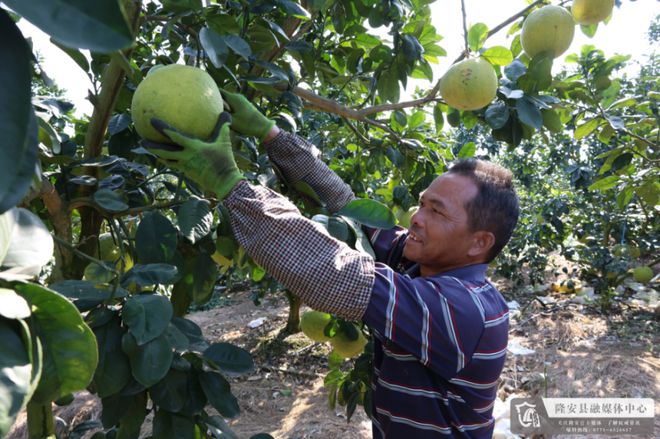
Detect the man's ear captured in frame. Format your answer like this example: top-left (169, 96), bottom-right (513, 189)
top-left (468, 231), bottom-right (496, 260)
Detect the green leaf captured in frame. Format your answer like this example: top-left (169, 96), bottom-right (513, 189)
top-left (150, 369), bottom-right (188, 413)
top-left (0, 288), bottom-right (31, 319)
top-left (0, 12), bottom-right (38, 215)
top-left (92, 315), bottom-right (131, 398)
top-left (177, 253), bottom-right (219, 306)
top-left (481, 46), bottom-right (513, 66)
top-left (203, 342), bottom-right (254, 377)
top-left (275, 0), bottom-right (311, 20)
top-left (457, 142), bottom-right (476, 159)
top-left (122, 294), bottom-right (173, 345)
top-left (433, 104), bottom-right (444, 133)
top-left (401, 34), bottom-right (424, 63)
top-left (637, 180), bottom-right (660, 206)
top-left (515, 97), bottom-right (543, 129)
top-left (616, 185), bottom-right (634, 209)
top-left (575, 117), bottom-right (603, 140)
top-left (588, 175), bottom-right (620, 192)
top-left (50, 280), bottom-right (128, 310)
top-left (377, 68), bottom-right (400, 104)
top-left (199, 27), bottom-right (228, 69)
top-left (93, 188), bottom-right (128, 213)
top-left (15, 283), bottom-right (98, 403)
top-left (121, 332), bottom-right (173, 387)
top-left (504, 59), bottom-right (526, 82)
top-left (112, 391), bottom-right (147, 437)
top-left (153, 410), bottom-right (198, 439)
top-left (171, 318), bottom-right (208, 351)
top-left (580, 23), bottom-right (598, 38)
top-left (3, 0), bottom-right (132, 52)
top-left (485, 102), bottom-right (510, 129)
top-left (337, 199), bottom-right (396, 229)
top-left (177, 196), bottom-right (212, 243)
top-left (541, 109), bottom-right (563, 133)
top-left (135, 212), bottom-right (178, 264)
top-left (0, 318), bottom-right (32, 437)
top-left (198, 370), bottom-right (240, 418)
top-left (162, 0), bottom-right (203, 13)
top-left (205, 416), bottom-right (240, 439)
top-left (1, 208), bottom-right (54, 277)
top-left (121, 264), bottom-right (179, 288)
top-left (224, 35), bottom-right (252, 60)
top-left (467, 23), bottom-right (488, 52)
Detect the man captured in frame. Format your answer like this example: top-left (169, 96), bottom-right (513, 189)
top-left (144, 91), bottom-right (519, 438)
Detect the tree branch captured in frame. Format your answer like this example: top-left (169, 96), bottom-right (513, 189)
top-left (283, 0), bottom-right (545, 121)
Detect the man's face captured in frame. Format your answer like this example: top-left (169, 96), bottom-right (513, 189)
top-left (402, 173), bottom-right (480, 276)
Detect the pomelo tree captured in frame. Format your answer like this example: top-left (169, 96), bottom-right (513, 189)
top-left (1, 0), bottom-right (657, 437)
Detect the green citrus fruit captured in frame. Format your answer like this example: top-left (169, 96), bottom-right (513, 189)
top-left (131, 64), bottom-right (223, 143)
top-left (521, 5), bottom-right (575, 59)
top-left (633, 266), bottom-right (653, 284)
top-left (83, 262), bottom-right (115, 283)
top-left (611, 243), bottom-right (628, 257)
top-left (331, 327), bottom-right (367, 359)
top-left (300, 310), bottom-right (332, 342)
top-left (572, 0), bottom-right (614, 25)
top-left (439, 58), bottom-right (498, 111)
top-left (396, 206), bottom-right (418, 228)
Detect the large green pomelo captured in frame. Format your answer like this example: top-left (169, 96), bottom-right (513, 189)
top-left (439, 58), bottom-right (498, 111)
top-left (521, 5), bottom-right (575, 59)
top-left (131, 65), bottom-right (223, 143)
top-left (331, 328), bottom-right (367, 359)
top-left (572, 0), bottom-right (614, 25)
top-left (300, 310), bottom-right (332, 342)
top-left (632, 266), bottom-right (653, 284)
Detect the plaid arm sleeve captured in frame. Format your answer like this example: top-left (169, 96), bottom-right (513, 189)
top-left (264, 131), bottom-right (355, 213)
top-left (224, 180), bottom-right (375, 321)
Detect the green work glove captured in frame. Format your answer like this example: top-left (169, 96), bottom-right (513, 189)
top-left (221, 90), bottom-right (275, 142)
top-left (143, 113), bottom-right (244, 199)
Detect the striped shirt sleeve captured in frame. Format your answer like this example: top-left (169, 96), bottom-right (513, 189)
top-left (224, 180), bottom-right (374, 321)
top-left (363, 265), bottom-right (485, 379)
top-left (263, 130), bottom-right (355, 213)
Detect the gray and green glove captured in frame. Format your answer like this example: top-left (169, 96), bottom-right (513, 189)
top-left (221, 90), bottom-right (275, 142)
top-left (143, 112), bottom-right (244, 199)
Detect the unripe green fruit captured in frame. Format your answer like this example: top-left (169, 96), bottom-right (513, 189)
top-left (300, 310), bottom-right (332, 342)
top-left (439, 58), bottom-right (498, 111)
top-left (572, 0), bottom-right (614, 25)
top-left (521, 5), bottom-right (575, 59)
top-left (331, 327), bottom-right (367, 359)
top-left (131, 65), bottom-right (223, 143)
top-left (633, 266), bottom-right (653, 284)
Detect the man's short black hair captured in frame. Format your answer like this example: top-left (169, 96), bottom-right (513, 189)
top-left (447, 159), bottom-right (519, 262)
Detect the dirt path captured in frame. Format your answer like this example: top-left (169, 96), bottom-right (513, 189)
top-left (6, 286), bottom-right (658, 438)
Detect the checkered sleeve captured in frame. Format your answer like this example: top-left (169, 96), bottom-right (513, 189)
top-left (224, 180), bottom-right (375, 321)
top-left (264, 130), bottom-right (355, 213)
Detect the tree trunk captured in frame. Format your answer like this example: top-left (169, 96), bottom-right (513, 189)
top-left (283, 290), bottom-right (301, 335)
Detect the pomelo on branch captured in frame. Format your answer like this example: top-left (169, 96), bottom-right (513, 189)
top-left (572, 0), bottom-right (614, 25)
top-left (632, 266), bottom-right (653, 284)
top-left (521, 5), bottom-right (575, 59)
top-left (131, 64), bottom-right (223, 143)
top-left (439, 58), bottom-right (498, 111)
top-left (330, 326), bottom-right (367, 359)
top-left (300, 310), bottom-right (332, 342)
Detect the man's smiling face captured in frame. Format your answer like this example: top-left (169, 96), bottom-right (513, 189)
top-left (403, 173), bottom-right (481, 277)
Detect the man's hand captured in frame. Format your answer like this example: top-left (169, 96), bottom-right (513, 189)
top-left (142, 112), bottom-right (244, 199)
top-left (221, 90), bottom-right (275, 142)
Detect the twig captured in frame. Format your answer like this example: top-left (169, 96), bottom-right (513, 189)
top-left (460, 0), bottom-right (470, 56)
top-left (52, 235), bottom-right (118, 274)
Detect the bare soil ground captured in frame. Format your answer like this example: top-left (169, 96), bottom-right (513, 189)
top-left (7, 282), bottom-right (659, 438)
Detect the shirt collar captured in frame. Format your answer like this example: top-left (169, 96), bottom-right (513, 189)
top-left (432, 263), bottom-right (489, 281)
